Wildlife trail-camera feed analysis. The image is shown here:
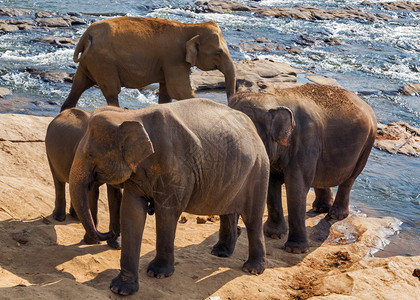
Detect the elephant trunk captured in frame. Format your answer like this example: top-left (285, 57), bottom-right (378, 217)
top-left (69, 158), bottom-right (115, 242)
top-left (220, 55), bottom-right (236, 100)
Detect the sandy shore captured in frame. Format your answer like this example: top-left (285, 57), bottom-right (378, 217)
top-left (0, 113), bottom-right (419, 299)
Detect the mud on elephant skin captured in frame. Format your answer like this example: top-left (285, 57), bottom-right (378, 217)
top-left (45, 107), bottom-right (123, 249)
top-left (60, 16), bottom-right (236, 111)
top-left (68, 99), bottom-right (270, 295)
top-left (229, 84), bottom-right (377, 254)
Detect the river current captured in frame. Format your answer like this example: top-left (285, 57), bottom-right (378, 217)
top-left (0, 0), bottom-right (419, 256)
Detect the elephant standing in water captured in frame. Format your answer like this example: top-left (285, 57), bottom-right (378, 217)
top-left (229, 84), bottom-right (377, 254)
top-left (45, 107), bottom-right (123, 249)
top-left (68, 99), bottom-right (270, 295)
top-left (60, 16), bottom-right (236, 111)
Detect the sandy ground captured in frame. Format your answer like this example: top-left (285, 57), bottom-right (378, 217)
top-left (0, 113), bottom-right (419, 299)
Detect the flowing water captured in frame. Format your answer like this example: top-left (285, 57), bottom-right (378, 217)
top-left (0, 0), bottom-right (419, 256)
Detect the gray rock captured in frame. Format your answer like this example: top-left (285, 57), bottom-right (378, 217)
top-left (306, 75), bottom-right (341, 87)
top-left (0, 8), bottom-right (31, 17)
top-left (401, 83), bottom-right (420, 96)
top-left (33, 37), bottom-right (78, 47)
top-left (35, 11), bottom-right (52, 18)
top-left (35, 17), bottom-right (71, 27)
top-left (191, 59), bottom-right (302, 94)
top-left (0, 87), bottom-right (12, 98)
top-left (195, 1), bottom-right (392, 21)
top-left (375, 122), bottom-right (420, 156)
top-left (40, 72), bottom-right (74, 83)
top-left (0, 21), bottom-right (19, 33)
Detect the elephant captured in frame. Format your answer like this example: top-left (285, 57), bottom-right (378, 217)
top-left (68, 98), bottom-right (270, 295)
top-left (45, 107), bottom-right (123, 249)
top-left (229, 84), bottom-right (377, 254)
top-left (60, 16), bottom-right (236, 111)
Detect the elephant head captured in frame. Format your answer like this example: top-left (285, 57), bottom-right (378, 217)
top-left (186, 22), bottom-right (236, 99)
top-left (229, 93), bottom-right (295, 166)
top-left (69, 112), bottom-right (154, 242)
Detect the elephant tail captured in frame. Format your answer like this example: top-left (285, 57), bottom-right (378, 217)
top-left (73, 34), bottom-right (92, 63)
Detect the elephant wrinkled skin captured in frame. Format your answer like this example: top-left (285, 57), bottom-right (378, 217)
top-left (68, 99), bottom-right (270, 295)
top-left (229, 84), bottom-right (377, 253)
top-left (60, 16), bottom-right (236, 111)
top-left (45, 107), bottom-right (122, 249)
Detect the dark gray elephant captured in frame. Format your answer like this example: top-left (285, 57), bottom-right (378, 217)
top-left (68, 99), bottom-right (270, 295)
top-left (229, 84), bottom-right (377, 254)
top-left (45, 107), bottom-right (122, 249)
top-left (60, 16), bottom-right (236, 111)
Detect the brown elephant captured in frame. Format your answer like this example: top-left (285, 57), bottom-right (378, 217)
top-left (229, 84), bottom-right (377, 253)
top-left (68, 99), bottom-right (270, 295)
top-left (45, 107), bottom-right (123, 249)
top-left (60, 16), bottom-right (236, 111)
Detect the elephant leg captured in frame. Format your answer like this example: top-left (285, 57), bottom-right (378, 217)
top-left (158, 81), bottom-right (171, 104)
top-left (284, 168), bottom-right (313, 254)
top-left (329, 178), bottom-right (355, 220)
top-left (61, 68), bottom-right (95, 111)
top-left (147, 206), bottom-right (180, 278)
top-left (329, 143), bottom-right (373, 220)
top-left (241, 209), bottom-right (266, 275)
top-left (97, 70), bottom-right (121, 107)
top-left (241, 172), bottom-right (267, 275)
top-left (110, 182), bottom-right (148, 296)
top-left (107, 184), bottom-right (122, 249)
top-left (83, 183), bottom-right (100, 244)
top-left (211, 214), bottom-right (240, 257)
top-left (312, 187), bottom-right (334, 213)
top-left (263, 173), bottom-right (287, 239)
top-left (52, 175), bottom-right (66, 222)
top-left (164, 66), bottom-right (195, 100)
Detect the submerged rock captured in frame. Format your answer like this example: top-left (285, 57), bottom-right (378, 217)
top-left (375, 122), bottom-right (420, 157)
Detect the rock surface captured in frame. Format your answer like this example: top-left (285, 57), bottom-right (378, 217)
top-left (375, 122), bottom-right (420, 157)
top-left (401, 83), bottom-right (420, 96)
top-left (0, 87), bottom-right (11, 98)
top-left (362, 1), bottom-right (420, 11)
top-left (0, 113), bottom-right (418, 298)
top-left (195, 0), bottom-right (393, 21)
top-left (191, 59), bottom-right (303, 93)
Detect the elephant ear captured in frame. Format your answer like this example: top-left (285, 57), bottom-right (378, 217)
top-left (186, 35), bottom-right (200, 67)
top-left (119, 121), bottom-right (155, 172)
top-left (267, 106), bottom-right (295, 147)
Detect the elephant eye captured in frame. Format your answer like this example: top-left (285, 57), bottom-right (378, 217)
top-left (216, 49), bottom-right (223, 56)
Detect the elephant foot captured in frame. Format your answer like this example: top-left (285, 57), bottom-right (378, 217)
top-left (147, 259), bottom-right (174, 279)
top-left (263, 220), bottom-right (287, 240)
top-left (328, 206), bottom-right (349, 220)
top-left (110, 273), bottom-right (139, 296)
top-left (69, 206), bottom-right (79, 220)
top-left (242, 258), bottom-right (266, 275)
top-left (284, 240), bottom-right (309, 254)
top-left (83, 233), bottom-right (100, 245)
top-left (211, 226), bottom-right (241, 257)
top-left (211, 242), bottom-right (234, 257)
top-left (53, 209), bottom-right (66, 222)
top-left (312, 200), bottom-right (332, 213)
top-left (107, 235), bottom-right (121, 250)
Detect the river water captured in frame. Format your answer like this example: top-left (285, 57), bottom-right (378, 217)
top-left (0, 0), bottom-right (419, 256)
